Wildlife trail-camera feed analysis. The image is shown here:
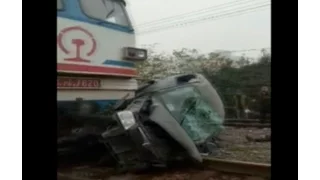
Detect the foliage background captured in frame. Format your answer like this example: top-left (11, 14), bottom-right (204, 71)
top-left (136, 44), bottom-right (271, 114)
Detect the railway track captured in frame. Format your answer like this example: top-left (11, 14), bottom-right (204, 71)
top-left (57, 157), bottom-right (271, 180)
top-left (224, 119), bottom-right (271, 128)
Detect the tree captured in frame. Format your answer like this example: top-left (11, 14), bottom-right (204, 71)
top-left (136, 45), bottom-right (271, 99)
top-left (136, 46), bottom-right (271, 115)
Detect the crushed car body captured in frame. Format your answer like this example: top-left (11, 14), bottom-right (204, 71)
top-left (58, 73), bottom-right (225, 171)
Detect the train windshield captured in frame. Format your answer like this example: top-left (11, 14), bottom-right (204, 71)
top-left (78, 0), bottom-right (131, 28)
top-left (57, 0), bottom-right (131, 27)
top-left (158, 87), bottom-right (224, 143)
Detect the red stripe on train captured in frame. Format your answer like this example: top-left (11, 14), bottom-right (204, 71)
top-left (57, 63), bottom-right (137, 77)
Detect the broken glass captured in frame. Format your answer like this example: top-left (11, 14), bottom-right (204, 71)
top-left (158, 86), bottom-right (224, 143)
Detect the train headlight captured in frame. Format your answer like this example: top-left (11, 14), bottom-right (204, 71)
top-left (123, 47), bottom-right (148, 61)
top-left (117, 110), bottom-right (136, 130)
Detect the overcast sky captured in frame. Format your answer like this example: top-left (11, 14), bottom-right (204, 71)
top-left (127, 0), bottom-right (271, 58)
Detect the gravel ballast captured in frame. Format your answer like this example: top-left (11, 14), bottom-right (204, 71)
top-left (212, 127), bottom-right (271, 163)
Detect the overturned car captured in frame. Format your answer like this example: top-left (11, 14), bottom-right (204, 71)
top-left (58, 74), bottom-right (225, 171)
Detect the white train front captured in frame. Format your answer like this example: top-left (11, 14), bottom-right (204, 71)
top-left (57, 0), bottom-right (147, 112)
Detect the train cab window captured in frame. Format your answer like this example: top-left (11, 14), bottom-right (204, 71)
top-left (80, 0), bottom-right (131, 27)
top-left (57, 0), bottom-right (63, 10)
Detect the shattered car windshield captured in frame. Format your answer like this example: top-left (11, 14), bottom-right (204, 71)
top-left (158, 86), bottom-right (224, 143)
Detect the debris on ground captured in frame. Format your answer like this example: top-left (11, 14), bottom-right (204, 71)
top-left (58, 168), bottom-right (265, 180)
top-left (245, 135), bottom-right (270, 142)
top-left (213, 127), bottom-right (271, 163)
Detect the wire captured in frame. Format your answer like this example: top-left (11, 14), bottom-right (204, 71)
top-left (134, 0), bottom-right (268, 28)
top-left (137, 2), bottom-right (269, 31)
top-left (136, 4), bottom-right (270, 35)
top-left (139, 43), bottom-right (270, 53)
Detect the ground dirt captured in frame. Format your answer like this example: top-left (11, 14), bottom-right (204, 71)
top-left (213, 127), bottom-right (271, 163)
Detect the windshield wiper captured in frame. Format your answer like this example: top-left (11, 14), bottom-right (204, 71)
top-left (101, 0), bottom-right (115, 19)
top-left (105, 9), bottom-right (114, 19)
